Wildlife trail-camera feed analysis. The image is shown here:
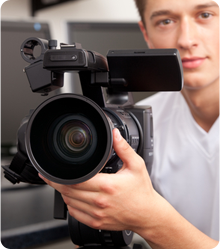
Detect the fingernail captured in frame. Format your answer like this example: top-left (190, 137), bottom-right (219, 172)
top-left (114, 128), bottom-right (122, 141)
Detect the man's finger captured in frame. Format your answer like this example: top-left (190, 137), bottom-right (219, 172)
top-left (39, 172), bottom-right (108, 192)
top-left (113, 128), bottom-right (141, 167)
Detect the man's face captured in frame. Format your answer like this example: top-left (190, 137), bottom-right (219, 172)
top-left (140, 0), bottom-right (219, 89)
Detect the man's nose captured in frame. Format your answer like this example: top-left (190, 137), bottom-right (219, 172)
top-left (177, 16), bottom-right (198, 50)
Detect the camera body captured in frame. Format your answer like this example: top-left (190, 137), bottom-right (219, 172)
top-left (2, 37), bottom-right (183, 248)
top-left (4, 37), bottom-right (183, 185)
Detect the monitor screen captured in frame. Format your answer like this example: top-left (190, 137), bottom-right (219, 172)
top-left (66, 22), bottom-right (155, 102)
top-left (1, 21), bottom-right (51, 149)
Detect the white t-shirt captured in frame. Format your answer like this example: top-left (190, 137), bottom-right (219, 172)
top-left (136, 92), bottom-right (219, 241)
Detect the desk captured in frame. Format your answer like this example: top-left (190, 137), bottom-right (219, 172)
top-left (1, 160), bottom-right (71, 249)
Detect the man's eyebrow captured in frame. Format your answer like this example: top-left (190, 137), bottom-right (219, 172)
top-left (150, 10), bottom-right (173, 20)
top-left (150, 2), bottom-right (219, 20)
top-left (195, 2), bottom-right (219, 9)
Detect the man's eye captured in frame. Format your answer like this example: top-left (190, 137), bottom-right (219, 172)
top-left (160, 19), bottom-right (172, 25)
top-left (200, 12), bottom-right (212, 19)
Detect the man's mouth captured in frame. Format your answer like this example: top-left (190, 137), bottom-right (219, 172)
top-left (181, 57), bottom-right (206, 69)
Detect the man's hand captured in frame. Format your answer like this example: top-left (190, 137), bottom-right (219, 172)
top-left (39, 128), bottom-right (157, 232)
top-left (39, 128), bottom-right (218, 248)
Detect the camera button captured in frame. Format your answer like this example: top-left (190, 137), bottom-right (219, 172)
top-left (72, 55), bottom-right (77, 61)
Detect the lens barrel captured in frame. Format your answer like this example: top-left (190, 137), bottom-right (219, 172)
top-left (25, 94), bottom-right (113, 184)
top-left (25, 93), bottom-right (140, 185)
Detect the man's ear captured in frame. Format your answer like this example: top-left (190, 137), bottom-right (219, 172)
top-left (138, 21), bottom-right (153, 48)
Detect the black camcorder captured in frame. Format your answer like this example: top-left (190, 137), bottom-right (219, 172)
top-left (2, 37), bottom-right (183, 248)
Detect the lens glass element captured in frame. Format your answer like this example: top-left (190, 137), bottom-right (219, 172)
top-left (50, 115), bottom-right (97, 164)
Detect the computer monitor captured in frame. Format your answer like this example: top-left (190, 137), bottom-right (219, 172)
top-left (1, 21), bottom-right (51, 151)
top-left (66, 22), bottom-right (155, 102)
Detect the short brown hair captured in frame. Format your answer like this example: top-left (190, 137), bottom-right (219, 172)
top-left (134, 0), bottom-right (147, 26)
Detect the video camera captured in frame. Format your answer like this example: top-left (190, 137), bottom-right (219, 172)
top-left (2, 37), bottom-right (183, 248)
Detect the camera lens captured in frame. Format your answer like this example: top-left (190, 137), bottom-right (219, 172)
top-left (49, 114), bottom-right (97, 164)
top-left (25, 94), bottom-right (113, 184)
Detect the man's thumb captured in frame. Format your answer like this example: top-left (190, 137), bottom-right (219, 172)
top-left (112, 128), bottom-right (138, 166)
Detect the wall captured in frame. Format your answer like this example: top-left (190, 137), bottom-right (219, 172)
top-left (36, 0), bottom-right (140, 42)
top-left (1, 0), bottom-right (31, 19)
top-left (1, 0), bottom-right (140, 43)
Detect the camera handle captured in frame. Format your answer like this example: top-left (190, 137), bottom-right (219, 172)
top-left (79, 71), bottom-right (135, 109)
top-left (79, 71), bottom-right (106, 107)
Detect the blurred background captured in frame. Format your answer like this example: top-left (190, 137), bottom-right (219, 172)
top-left (1, 0), bottom-right (151, 248)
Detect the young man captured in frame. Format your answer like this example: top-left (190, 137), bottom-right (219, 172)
top-left (40, 0), bottom-right (219, 248)
top-left (135, 0), bottom-right (219, 243)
